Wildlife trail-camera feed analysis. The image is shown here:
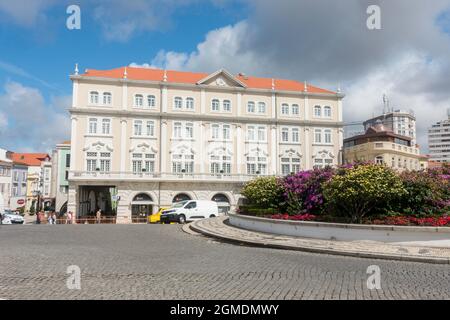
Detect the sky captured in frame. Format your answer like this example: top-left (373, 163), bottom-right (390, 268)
top-left (0, 0), bottom-right (450, 153)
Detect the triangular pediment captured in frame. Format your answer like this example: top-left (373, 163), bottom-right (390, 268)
top-left (196, 69), bottom-right (247, 88)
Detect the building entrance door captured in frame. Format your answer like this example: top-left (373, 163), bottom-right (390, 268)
top-left (131, 193), bottom-right (154, 223)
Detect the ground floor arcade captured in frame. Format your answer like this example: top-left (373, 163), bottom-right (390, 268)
top-left (67, 181), bottom-right (243, 224)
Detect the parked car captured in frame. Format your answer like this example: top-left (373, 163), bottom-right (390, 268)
top-left (1, 210), bottom-right (25, 225)
top-left (148, 207), bottom-right (169, 224)
top-left (160, 200), bottom-right (219, 224)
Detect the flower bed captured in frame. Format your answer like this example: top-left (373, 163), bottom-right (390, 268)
top-left (241, 162), bottom-right (450, 226)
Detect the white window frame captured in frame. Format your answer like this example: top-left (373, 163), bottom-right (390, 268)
top-left (258, 102), bottom-right (266, 114)
top-left (281, 103), bottom-right (289, 115)
top-left (134, 94), bottom-right (144, 108)
top-left (185, 97), bottom-right (194, 110)
top-left (102, 92), bottom-right (112, 106)
top-left (291, 104), bottom-right (299, 115)
top-left (89, 91), bottom-right (99, 105)
top-left (314, 105), bottom-right (322, 117)
top-left (247, 101), bottom-right (255, 113)
top-left (147, 95), bottom-right (156, 108)
top-left (223, 100), bottom-right (231, 112)
top-left (324, 106), bottom-right (332, 118)
top-left (211, 99), bottom-right (220, 112)
top-left (174, 97), bottom-right (183, 109)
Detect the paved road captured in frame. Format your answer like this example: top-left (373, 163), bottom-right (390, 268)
top-left (0, 224), bottom-right (449, 300)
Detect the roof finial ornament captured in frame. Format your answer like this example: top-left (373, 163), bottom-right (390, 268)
top-left (271, 78), bottom-right (275, 90)
top-left (74, 63), bottom-right (79, 76)
top-left (163, 69), bottom-right (168, 82)
top-left (337, 83), bottom-right (341, 94)
top-left (123, 67), bottom-right (128, 79)
top-left (304, 81), bottom-right (308, 92)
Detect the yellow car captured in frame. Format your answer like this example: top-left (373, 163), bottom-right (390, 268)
top-left (148, 207), bottom-right (169, 223)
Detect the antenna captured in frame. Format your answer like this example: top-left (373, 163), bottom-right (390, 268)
top-left (382, 94), bottom-right (389, 114)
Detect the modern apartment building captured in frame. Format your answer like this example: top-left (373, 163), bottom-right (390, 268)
top-left (343, 122), bottom-right (421, 171)
top-left (364, 110), bottom-right (417, 146)
top-left (68, 66), bottom-right (344, 223)
top-left (428, 109), bottom-right (450, 163)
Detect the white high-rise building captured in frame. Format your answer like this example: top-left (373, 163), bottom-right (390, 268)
top-left (428, 109), bottom-right (450, 163)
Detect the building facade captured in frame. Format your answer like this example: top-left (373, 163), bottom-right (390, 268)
top-left (51, 141), bottom-right (71, 214)
top-left (428, 109), bottom-right (450, 163)
top-left (0, 148), bottom-right (13, 211)
top-left (11, 153), bottom-right (51, 212)
top-left (9, 162), bottom-right (28, 211)
top-left (364, 110), bottom-right (417, 146)
top-left (343, 123), bottom-right (421, 171)
top-left (68, 66), bottom-right (344, 223)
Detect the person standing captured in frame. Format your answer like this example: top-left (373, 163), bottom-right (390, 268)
top-left (96, 209), bottom-right (102, 224)
top-left (66, 211), bottom-right (72, 224)
top-left (36, 211), bottom-right (41, 224)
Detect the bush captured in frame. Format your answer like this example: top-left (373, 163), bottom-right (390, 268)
top-left (397, 171), bottom-right (447, 214)
top-left (281, 167), bottom-right (335, 215)
top-left (241, 176), bottom-right (285, 210)
top-left (323, 164), bottom-right (406, 223)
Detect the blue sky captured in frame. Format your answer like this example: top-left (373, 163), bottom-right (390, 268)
top-left (1, 0), bottom-right (450, 153)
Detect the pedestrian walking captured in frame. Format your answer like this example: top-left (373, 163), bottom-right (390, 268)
top-left (96, 209), bottom-right (102, 224)
top-left (36, 211), bottom-right (41, 224)
top-left (47, 212), bottom-right (53, 225)
top-left (66, 211), bottom-right (72, 224)
top-left (52, 212), bottom-right (57, 225)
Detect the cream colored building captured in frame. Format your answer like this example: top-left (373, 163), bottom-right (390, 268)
top-left (343, 124), bottom-right (421, 171)
top-left (68, 66), bottom-right (344, 223)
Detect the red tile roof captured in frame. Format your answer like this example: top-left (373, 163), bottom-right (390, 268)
top-left (81, 67), bottom-right (336, 94)
top-left (10, 153), bottom-right (50, 166)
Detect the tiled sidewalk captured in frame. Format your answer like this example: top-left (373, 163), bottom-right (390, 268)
top-left (189, 217), bottom-right (450, 264)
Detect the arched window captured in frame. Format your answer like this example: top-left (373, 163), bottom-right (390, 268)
top-left (186, 97), bottom-right (194, 110)
top-left (223, 100), bottom-right (231, 112)
top-left (90, 91), bottom-right (99, 104)
top-left (258, 102), bottom-right (266, 113)
top-left (281, 103), bottom-right (289, 115)
top-left (292, 104), bottom-right (299, 115)
top-left (211, 99), bottom-right (220, 111)
top-left (103, 92), bottom-right (112, 105)
top-left (247, 101), bottom-right (255, 113)
top-left (174, 97), bottom-right (183, 109)
top-left (314, 105), bottom-right (322, 117)
top-left (324, 106), bottom-right (331, 117)
top-left (172, 193), bottom-right (191, 203)
top-left (375, 156), bottom-right (384, 165)
top-left (135, 94), bottom-right (144, 107)
top-left (147, 95), bottom-right (156, 108)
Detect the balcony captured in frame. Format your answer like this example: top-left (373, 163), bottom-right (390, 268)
top-left (69, 171), bottom-right (270, 183)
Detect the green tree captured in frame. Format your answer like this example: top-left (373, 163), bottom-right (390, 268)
top-left (323, 164), bottom-right (406, 223)
top-left (241, 177), bottom-right (285, 209)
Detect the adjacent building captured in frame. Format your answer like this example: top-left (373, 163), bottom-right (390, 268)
top-left (0, 148), bottom-right (13, 212)
top-left (68, 66), bottom-right (345, 223)
top-left (364, 110), bottom-right (416, 145)
top-left (343, 122), bottom-right (421, 171)
top-left (11, 153), bottom-right (51, 212)
top-left (9, 160), bottom-right (28, 211)
top-left (428, 109), bottom-right (450, 164)
top-left (51, 141), bottom-right (71, 214)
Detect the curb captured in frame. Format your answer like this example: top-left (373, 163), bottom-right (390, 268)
top-left (190, 219), bottom-right (450, 265)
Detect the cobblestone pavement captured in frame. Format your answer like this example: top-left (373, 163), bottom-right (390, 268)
top-left (0, 224), bottom-right (449, 300)
top-left (191, 217), bottom-right (450, 264)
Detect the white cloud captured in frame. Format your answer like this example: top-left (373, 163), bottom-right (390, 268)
top-left (143, 0), bottom-right (450, 153)
top-left (0, 0), bottom-right (56, 27)
top-left (0, 81), bottom-right (70, 152)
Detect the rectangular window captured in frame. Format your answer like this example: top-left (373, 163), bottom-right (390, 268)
top-left (292, 104), bottom-right (299, 115)
top-left (211, 99), bottom-right (220, 111)
top-left (146, 121), bottom-right (155, 136)
top-left (258, 102), bottom-right (266, 114)
top-left (247, 102), bottom-right (255, 113)
top-left (314, 129), bottom-right (322, 143)
top-left (292, 128), bottom-right (299, 143)
top-left (282, 128), bottom-right (289, 142)
top-left (324, 130), bottom-right (332, 144)
top-left (223, 100), bottom-right (231, 112)
top-left (174, 123), bottom-right (182, 138)
top-left (185, 124), bottom-right (194, 138)
top-left (134, 120), bottom-right (142, 136)
top-left (65, 154), bottom-right (71, 167)
top-left (223, 125), bottom-right (231, 140)
top-left (212, 125), bottom-right (220, 140)
top-left (247, 126), bottom-right (255, 141)
top-left (102, 119), bottom-right (111, 135)
top-left (89, 118), bottom-right (97, 134)
top-left (258, 127), bottom-right (266, 142)
top-left (281, 104), bottom-right (289, 115)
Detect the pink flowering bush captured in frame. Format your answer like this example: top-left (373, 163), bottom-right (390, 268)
top-left (281, 167), bottom-right (335, 215)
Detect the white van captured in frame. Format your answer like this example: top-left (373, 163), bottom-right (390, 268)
top-left (160, 200), bottom-right (219, 224)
